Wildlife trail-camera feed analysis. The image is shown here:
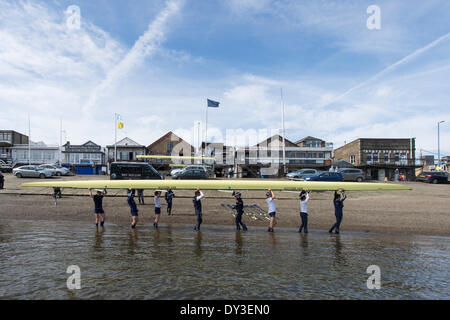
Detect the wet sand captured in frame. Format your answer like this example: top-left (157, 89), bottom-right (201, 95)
top-left (1, 174), bottom-right (449, 236)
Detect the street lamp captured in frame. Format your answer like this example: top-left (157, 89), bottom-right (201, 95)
top-left (438, 120), bottom-right (445, 167)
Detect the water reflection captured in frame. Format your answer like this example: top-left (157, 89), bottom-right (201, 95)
top-left (268, 232), bottom-right (276, 245)
top-left (332, 235), bottom-right (346, 266)
top-left (0, 220), bottom-right (449, 299)
top-left (194, 231), bottom-right (202, 257)
top-left (298, 233), bottom-right (308, 256)
top-left (235, 231), bottom-right (243, 255)
top-left (94, 227), bottom-right (105, 250)
top-left (166, 226), bottom-right (173, 246)
top-left (128, 229), bottom-right (139, 254)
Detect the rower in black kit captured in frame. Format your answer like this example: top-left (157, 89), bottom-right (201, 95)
top-left (232, 191), bottom-right (247, 231)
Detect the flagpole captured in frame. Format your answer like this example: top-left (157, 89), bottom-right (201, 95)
top-left (280, 88), bottom-right (286, 174)
top-left (59, 117), bottom-right (62, 165)
top-left (28, 114), bottom-right (31, 165)
top-left (196, 121), bottom-right (201, 157)
top-left (114, 113), bottom-right (117, 162)
top-left (204, 104), bottom-right (208, 158)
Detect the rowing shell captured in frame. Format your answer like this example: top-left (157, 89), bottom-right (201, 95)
top-left (21, 179), bottom-right (412, 191)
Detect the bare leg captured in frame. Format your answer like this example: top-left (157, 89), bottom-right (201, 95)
top-left (269, 217), bottom-right (275, 229)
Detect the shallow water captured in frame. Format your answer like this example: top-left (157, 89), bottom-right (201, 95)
top-left (0, 219), bottom-right (449, 299)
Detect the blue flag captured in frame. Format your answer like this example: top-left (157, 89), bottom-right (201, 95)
top-left (207, 99), bottom-right (220, 108)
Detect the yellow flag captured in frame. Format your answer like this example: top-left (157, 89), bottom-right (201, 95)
top-left (118, 121), bottom-right (124, 129)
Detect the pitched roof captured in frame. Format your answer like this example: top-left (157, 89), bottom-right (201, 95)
top-left (83, 140), bottom-right (100, 147)
top-left (107, 137), bottom-right (145, 148)
top-left (295, 136), bottom-right (324, 144)
top-left (64, 140), bottom-right (101, 147)
top-left (147, 131), bottom-right (194, 150)
top-left (255, 134), bottom-right (297, 147)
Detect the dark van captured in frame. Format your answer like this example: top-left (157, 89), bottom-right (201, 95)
top-left (110, 162), bottom-right (163, 180)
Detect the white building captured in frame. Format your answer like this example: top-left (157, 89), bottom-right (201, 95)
top-left (106, 137), bottom-right (146, 162)
top-left (62, 140), bottom-right (105, 165)
top-left (11, 141), bottom-right (59, 165)
top-left (203, 135), bottom-right (334, 177)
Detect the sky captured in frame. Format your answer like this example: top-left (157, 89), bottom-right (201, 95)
top-left (1, 0), bottom-right (449, 157)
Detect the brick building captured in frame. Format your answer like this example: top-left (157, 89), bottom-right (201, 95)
top-left (333, 138), bottom-right (417, 181)
top-left (147, 131), bottom-right (195, 157)
top-left (144, 132), bottom-right (195, 173)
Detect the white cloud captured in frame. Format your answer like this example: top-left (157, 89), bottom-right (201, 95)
top-left (1, 0), bottom-right (449, 157)
top-left (83, 0), bottom-right (184, 113)
top-left (0, 0), bottom-right (127, 145)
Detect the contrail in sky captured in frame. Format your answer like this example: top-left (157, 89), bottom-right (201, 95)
top-left (83, 0), bottom-right (184, 113)
top-left (318, 31), bottom-right (450, 109)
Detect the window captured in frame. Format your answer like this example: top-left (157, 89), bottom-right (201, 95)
top-left (306, 140), bottom-right (321, 147)
top-left (0, 133), bottom-right (11, 141)
top-left (167, 142), bottom-right (174, 153)
top-left (400, 153), bottom-right (407, 165)
top-left (32, 151), bottom-right (41, 160)
top-left (384, 152), bottom-right (389, 163)
top-left (350, 155), bottom-right (355, 164)
top-left (366, 152), bottom-right (379, 163)
top-left (373, 153), bottom-right (379, 163)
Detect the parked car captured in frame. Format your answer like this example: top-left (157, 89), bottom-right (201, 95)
top-left (304, 171), bottom-right (344, 182)
top-left (286, 169), bottom-right (319, 180)
top-left (0, 159), bottom-right (13, 173)
top-left (40, 164), bottom-right (70, 176)
top-left (337, 168), bottom-right (365, 182)
top-left (13, 165), bottom-right (54, 178)
top-left (172, 168), bottom-right (209, 179)
top-left (169, 165), bottom-right (207, 177)
top-left (110, 162), bottom-right (163, 180)
top-left (416, 171), bottom-right (449, 184)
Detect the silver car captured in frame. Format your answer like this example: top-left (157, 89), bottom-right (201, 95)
top-left (40, 164), bottom-right (70, 176)
top-left (13, 165), bottom-right (54, 178)
top-left (170, 165), bottom-right (208, 177)
top-left (286, 169), bottom-right (319, 180)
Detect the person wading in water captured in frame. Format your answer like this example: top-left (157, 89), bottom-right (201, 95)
top-left (193, 188), bottom-right (204, 231)
top-left (232, 191), bottom-right (248, 231)
top-left (329, 189), bottom-right (346, 234)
